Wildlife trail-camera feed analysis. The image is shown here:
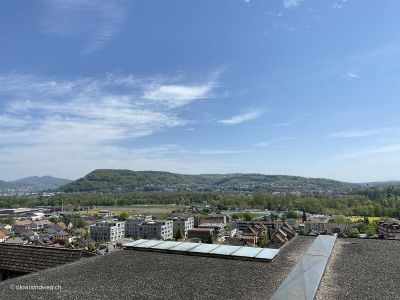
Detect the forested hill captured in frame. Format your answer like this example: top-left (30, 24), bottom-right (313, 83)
top-left (11, 176), bottom-right (72, 190)
top-left (0, 176), bottom-right (72, 191)
top-left (58, 169), bottom-right (357, 193)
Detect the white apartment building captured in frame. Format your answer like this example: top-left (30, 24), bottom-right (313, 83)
top-left (170, 217), bottom-right (194, 238)
top-left (90, 221), bottom-right (125, 242)
top-left (125, 220), bottom-right (173, 240)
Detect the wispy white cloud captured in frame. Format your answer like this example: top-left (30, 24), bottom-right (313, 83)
top-left (42, 0), bottom-right (129, 53)
top-left (143, 83), bottom-right (215, 108)
top-left (219, 109), bottom-right (264, 125)
top-left (322, 43), bottom-right (400, 80)
top-left (333, 143), bottom-right (400, 160)
top-left (255, 136), bottom-right (297, 147)
top-left (196, 149), bottom-right (244, 155)
top-left (326, 127), bottom-right (400, 138)
top-left (332, 3), bottom-right (343, 9)
top-left (283, 0), bottom-right (301, 9)
top-left (342, 72), bottom-right (361, 80)
top-left (0, 72), bottom-right (221, 179)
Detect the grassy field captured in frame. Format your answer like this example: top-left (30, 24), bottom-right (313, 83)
top-left (85, 205), bottom-right (184, 218)
top-left (350, 216), bottom-right (386, 222)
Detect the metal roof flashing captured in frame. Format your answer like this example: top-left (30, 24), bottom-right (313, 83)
top-left (270, 235), bottom-right (337, 300)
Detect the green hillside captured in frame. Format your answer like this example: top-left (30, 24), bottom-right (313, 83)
top-left (58, 169), bottom-right (356, 192)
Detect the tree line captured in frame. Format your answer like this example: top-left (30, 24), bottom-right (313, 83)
top-left (1, 188), bottom-right (400, 217)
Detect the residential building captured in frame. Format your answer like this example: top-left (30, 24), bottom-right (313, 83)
top-left (271, 229), bottom-right (289, 245)
top-left (232, 221), bottom-right (282, 231)
top-left (187, 228), bottom-right (214, 243)
top-left (281, 223), bottom-right (296, 238)
top-left (125, 220), bottom-right (173, 240)
top-left (98, 210), bottom-right (112, 217)
top-left (200, 214), bottom-right (227, 226)
top-left (304, 221), bottom-right (325, 233)
top-left (90, 221), bottom-right (125, 242)
top-left (126, 215), bottom-right (152, 226)
top-left (240, 227), bottom-right (260, 246)
top-left (0, 224), bottom-right (12, 231)
top-left (0, 231), bottom-right (9, 243)
top-left (57, 221), bottom-right (73, 230)
top-left (324, 222), bottom-right (351, 234)
top-left (170, 213), bottom-right (200, 227)
top-left (198, 223), bottom-right (225, 242)
top-left (304, 221), bottom-right (351, 234)
top-left (379, 222), bottom-right (400, 240)
top-left (170, 217), bottom-right (194, 238)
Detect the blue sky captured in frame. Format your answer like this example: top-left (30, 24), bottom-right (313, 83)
top-left (1, 0), bottom-right (400, 182)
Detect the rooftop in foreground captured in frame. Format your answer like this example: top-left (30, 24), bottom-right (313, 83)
top-left (2, 237), bottom-right (400, 300)
top-left (0, 236), bottom-right (314, 300)
top-left (316, 238), bottom-right (400, 300)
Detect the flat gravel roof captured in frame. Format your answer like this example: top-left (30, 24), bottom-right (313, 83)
top-left (316, 238), bottom-right (400, 300)
top-left (0, 236), bottom-right (314, 300)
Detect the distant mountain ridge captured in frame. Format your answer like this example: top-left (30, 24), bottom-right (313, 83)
top-left (0, 176), bottom-right (72, 191)
top-left (58, 169), bottom-right (359, 193)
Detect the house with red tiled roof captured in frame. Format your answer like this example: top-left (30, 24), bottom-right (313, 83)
top-left (57, 221), bottom-right (73, 231)
top-left (0, 230), bottom-right (9, 243)
top-left (239, 226), bottom-right (260, 246)
top-left (57, 222), bottom-right (68, 230)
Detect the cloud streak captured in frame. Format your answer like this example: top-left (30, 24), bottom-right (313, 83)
top-left (342, 72), bottom-right (361, 80)
top-left (326, 127), bottom-right (400, 138)
top-left (42, 0), bottom-right (129, 53)
top-left (219, 109), bottom-right (264, 125)
top-left (143, 83), bottom-right (215, 108)
top-left (283, 0), bottom-right (301, 9)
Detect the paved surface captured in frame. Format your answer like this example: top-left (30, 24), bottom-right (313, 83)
top-left (316, 238), bottom-right (400, 300)
top-left (0, 236), bottom-right (314, 300)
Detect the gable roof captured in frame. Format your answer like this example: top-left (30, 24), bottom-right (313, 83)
top-left (14, 220), bottom-right (33, 226)
top-left (57, 222), bottom-right (67, 230)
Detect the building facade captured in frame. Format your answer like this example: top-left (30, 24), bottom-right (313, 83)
top-left (304, 221), bottom-right (351, 234)
top-left (90, 221), bottom-right (125, 242)
top-left (198, 223), bottom-right (225, 242)
top-left (170, 217), bottom-right (194, 238)
top-left (200, 214), bottom-right (227, 226)
top-left (187, 228), bottom-right (214, 243)
top-left (125, 220), bottom-right (173, 240)
top-left (379, 222), bottom-right (400, 240)
top-left (233, 221), bottom-right (282, 231)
